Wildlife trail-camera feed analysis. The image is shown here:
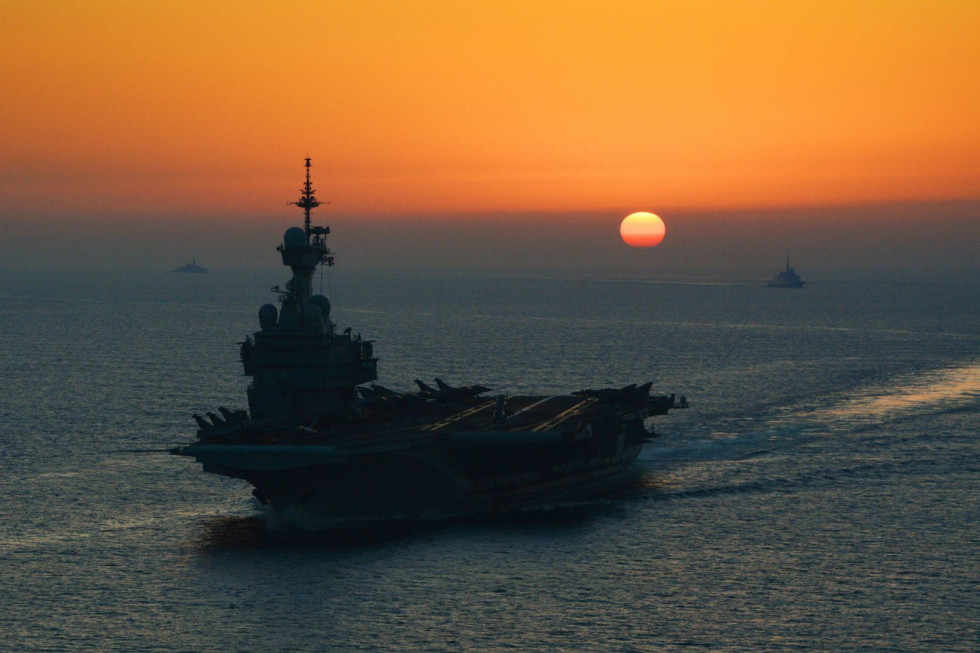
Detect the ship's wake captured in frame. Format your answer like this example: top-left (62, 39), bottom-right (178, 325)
top-left (798, 359), bottom-right (980, 430)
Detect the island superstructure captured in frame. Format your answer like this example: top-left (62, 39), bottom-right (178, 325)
top-left (171, 158), bottom-right (684, 528)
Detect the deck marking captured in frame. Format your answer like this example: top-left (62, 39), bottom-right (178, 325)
top-left (422, 400), bottom-right (495, 431)
top-left (507, 395), bottom-right (557, 420)
top-left (532, 397), bottom-right (598, 432)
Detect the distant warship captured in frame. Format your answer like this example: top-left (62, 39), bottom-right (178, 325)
top-left (171, 158), bottom-right (684, 528)
top-left (173, 258), bottom-right (207, 273)
top-left (768, 257), bottom-right (804, 288)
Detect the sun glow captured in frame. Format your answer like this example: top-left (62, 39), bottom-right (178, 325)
top-left (1, 2), bottom-right (978, 218)
top-left (620, 212), bottom-right (666, 247)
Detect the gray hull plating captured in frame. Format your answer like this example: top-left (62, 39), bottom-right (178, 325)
top-left (180, 427), bottom-right (642, 528)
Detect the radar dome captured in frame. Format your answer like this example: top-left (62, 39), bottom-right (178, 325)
top-left (258, 304), bottom-right (278, 330)
top-left (283, 227), bottom-right (307, 249)
top-left (311, 294), bottom-right (331, 320)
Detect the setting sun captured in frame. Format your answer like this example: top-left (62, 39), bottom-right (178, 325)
top-left (620, 212), bottom-right (666, 248)
top-left (1, 1), bottom-right (978, 220)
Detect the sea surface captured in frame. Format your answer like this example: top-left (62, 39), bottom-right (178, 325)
top-left (1, 268), bottom-right (977, 651)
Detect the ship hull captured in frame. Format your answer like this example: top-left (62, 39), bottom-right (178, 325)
top-left (768, 280), bottom-right (804, 288)
top-left (176, 421), bottom-right (645, 529)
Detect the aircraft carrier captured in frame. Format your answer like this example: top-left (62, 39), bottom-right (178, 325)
top-left (171, 158), bottom-right (684, 528)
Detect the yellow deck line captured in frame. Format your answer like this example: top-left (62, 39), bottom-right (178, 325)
top-left (421, 400), bottom-right (495, 431)
top-left (531, 397), bottom-right (597, 432)
top-left (507, 395), bottom-right (557, 419)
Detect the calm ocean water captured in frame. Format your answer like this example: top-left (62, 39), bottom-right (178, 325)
top-left (1, 268), bottom-right (977, 651)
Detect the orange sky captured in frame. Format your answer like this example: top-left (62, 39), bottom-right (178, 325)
top-left (2, 0), bottom-right (978, 218)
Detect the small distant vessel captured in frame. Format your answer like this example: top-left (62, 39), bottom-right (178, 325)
top-left (171, 158), bottom-right (685, 529)
top-left (768, 258), bottom-right (804, 288)
top-left (174, 259), bottom-right (207, 274)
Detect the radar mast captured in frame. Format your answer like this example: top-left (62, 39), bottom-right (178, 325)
top-left (291, 156), bottom-right (323, 236)
top-left (277, 158), bottom-right (333, 303)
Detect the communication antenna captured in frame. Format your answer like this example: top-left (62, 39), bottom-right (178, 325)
top-left (290, 156), bottom-right (328, 236)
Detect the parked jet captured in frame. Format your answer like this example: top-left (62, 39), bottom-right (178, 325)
top-left (357, 384), bottom-right (401, 399)
top-left (573, 383), bottom-right (638, 403)
top-left (574, 382), bottom-right (678, 417)
top-left (435, 378), bottom-right (491, 398)
top-left (415, 378), bottom-right (491, 401)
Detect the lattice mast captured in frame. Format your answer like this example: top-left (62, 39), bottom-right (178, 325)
top-left (292, 156), bottom-right (321, 237)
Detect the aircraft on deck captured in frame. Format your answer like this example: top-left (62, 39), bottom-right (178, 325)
top-left (415, 378), bottom-right (492, 402)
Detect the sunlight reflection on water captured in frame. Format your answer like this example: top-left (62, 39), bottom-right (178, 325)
top-left (822, 361), bottom-right (980, 421)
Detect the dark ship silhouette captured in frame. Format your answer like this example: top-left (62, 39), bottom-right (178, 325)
top-left (173, 258), bottom-right (207, 273)
top-left (768, 257), bottom-right (804, 288)
top-left (171, 159), bottom-right (684, 528)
